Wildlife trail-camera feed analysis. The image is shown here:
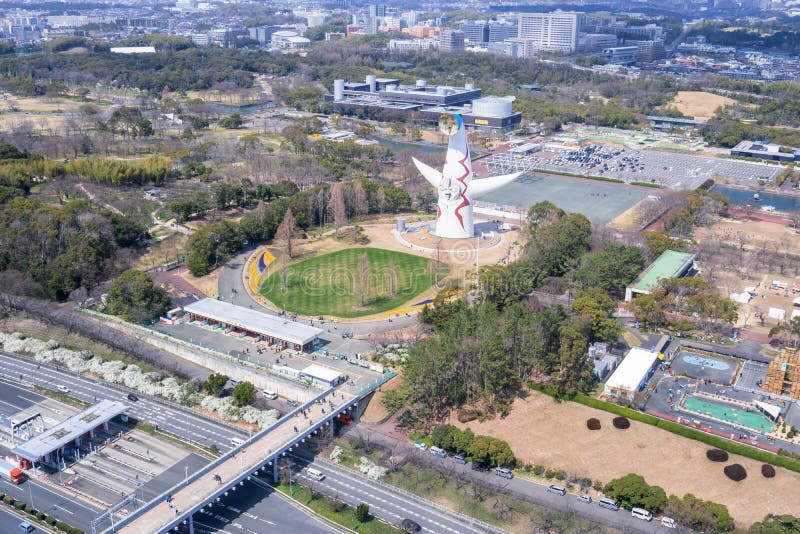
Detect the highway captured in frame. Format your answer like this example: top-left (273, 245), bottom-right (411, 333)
top-left (0, 505), bottom-right (53, 533)
top-left (0, 350), bottom-right (248, 454)
top-left (289, 454), bottom-right (498, 534)
top-left (0, 472), bottom-right (102, 533)
top-left (175, 479), bottom-right (340, 534)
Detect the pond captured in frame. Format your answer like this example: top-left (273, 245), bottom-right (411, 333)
top-left (712, 184), bottom-right (800, 213)
top-left (371, 137), bottom-right (442, 155)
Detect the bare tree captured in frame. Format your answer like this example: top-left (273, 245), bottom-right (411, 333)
top-left (356, 252), bottom-right (371, 306)
top-left (377, 185), bottom-right (387, 215)
top-left (275, 207), bottom-right (301, 258)
top-left (387, 258), bottom-right (398, 297)
top-left (328, 182), bottom-right (347, 236)
top-left (351, 181), bottom-right (369, 217)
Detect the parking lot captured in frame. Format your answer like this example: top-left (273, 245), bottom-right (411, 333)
top-left (485, 144), bottom-right (782, 190)
top-left (151, 321), bottom-right (386, 399)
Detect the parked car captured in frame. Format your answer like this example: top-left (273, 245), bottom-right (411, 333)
top-left (452, 454), bottom-right (467, 465)
top-left (547, 485), bottom-right (567, 496)
top-left (471, 461), bottom-right (488, 472)
top-left (577, 494), bottom-right (592, 504)
top-left (399, 518), bottom-right (421, 532)
top-left (413, 441), bottom-right (427, 451)
top-left (661, 517), bottom-right (677, 529)
top-left (495, 467), bottom-right (513, 479)
top-left (287, 399), bottom-right (299, 407)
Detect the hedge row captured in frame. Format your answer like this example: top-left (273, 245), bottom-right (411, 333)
top-left (527, 382), bottom-right (800, 474)
top-left (0, 492), bottom-right (83, 534)
top-left (531, 168), bottom-right (625, 184)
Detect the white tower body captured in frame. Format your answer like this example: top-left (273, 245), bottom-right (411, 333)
top-left (413, 114), bottom-right (521, 239)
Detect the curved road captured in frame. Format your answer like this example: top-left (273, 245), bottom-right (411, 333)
top-left (217, 249), bottom-right (418, 354)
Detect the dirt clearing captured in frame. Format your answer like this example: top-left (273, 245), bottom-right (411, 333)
top-left (453, 390), bottom-right (800, 527)
top-left (666, 91), bottom-right (735, 121)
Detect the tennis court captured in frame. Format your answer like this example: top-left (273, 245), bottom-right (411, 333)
top-left (683, 396), bottom-right (774, 434)
top-left (479, 173), bottom-right (649, 223)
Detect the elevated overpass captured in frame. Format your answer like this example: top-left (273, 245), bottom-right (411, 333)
top-left (93, 374), bottom-right (393, 534)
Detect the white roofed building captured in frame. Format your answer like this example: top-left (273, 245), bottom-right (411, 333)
top-left (182, 298), bottom-right (323, 351)
top-left (603, 347), bottom-right (661, 401)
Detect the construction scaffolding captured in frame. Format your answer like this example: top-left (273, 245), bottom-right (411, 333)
top-left (763, 348), bottom-right (800, 399)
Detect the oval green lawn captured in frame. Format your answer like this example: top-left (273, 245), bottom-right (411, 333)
top-left (260, 247), bottom-right (436, 318)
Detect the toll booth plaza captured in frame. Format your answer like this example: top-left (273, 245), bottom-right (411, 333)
top-left (12, 400), bottom-right (127, 468)
top-left (182, 298), bottom-right (324, 351)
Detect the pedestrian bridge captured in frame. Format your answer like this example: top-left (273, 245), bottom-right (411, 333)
top-left (93, 375), bottom-right (392, 534)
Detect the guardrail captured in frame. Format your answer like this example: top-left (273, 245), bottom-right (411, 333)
top-left (311, 456), bottom-right (508, 534)
top-left (105, 387), bottom-right (336, 533)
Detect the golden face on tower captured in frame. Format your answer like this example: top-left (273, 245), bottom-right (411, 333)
top-left (438, 114), bottom-right (458, 136)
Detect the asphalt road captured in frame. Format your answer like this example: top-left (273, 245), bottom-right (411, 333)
top-left (0, 350), bottom-right (247, 453)
top-left (0, 505), bottom-right (52, 533)
top-left (174, 479), bottom-right (339, 534)
top-left (351, 427), bottom-right (681, 534)
top-left (0, 472), bottom-right (102, 533)
top-left (218, 250), bottom-right (415, 353)
top-left (288, 453), bottom-right (493, 534)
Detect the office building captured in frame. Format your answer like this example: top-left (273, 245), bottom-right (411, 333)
top-left (636, 40), bottom-right (666, 63)
top-left (461, 20), bottom-right (488, 43)
top-left (439, 29), bottom-right (465, 52)
top-left (579, 33), bottom-right (617, 52)
top-left (327, 76), bottom-right (521, 132)
top-left (602, 46), bottom-right (638, 65)
top-left (488, 21), bottom-right (518, 42)
top-left (517, 12), bottom-right (581, 53)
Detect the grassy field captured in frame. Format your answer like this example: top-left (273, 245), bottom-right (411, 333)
top-left (261, 247), bottom-right (436, 318)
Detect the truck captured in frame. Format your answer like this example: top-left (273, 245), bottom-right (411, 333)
top-left (0, 458), bottom-right (26, 484)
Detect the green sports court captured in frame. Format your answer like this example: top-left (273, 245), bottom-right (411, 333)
top-left (682, 396), bottom-right (774, 434)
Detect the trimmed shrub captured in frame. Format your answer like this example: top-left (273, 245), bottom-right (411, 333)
top-left (587, 418), bottom-right (601, 430)
top-left (612, 416), bottom-right (630, 429)
top-left (706, 449), bottom-right (729, 462)
top-left (761, 464), bottom-right (776, 478)
top-left (527, 386), bottom-right (800, 474)
top-left (723, 464), bottom-right (747, 481)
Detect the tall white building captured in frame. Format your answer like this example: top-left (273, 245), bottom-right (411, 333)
top-left (517, 12), bottom-right (581, 53)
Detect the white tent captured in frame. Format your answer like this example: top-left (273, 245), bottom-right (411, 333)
top-left (730, 292), bottom-right (752, 304)
top-left (753, 400), bottom-right (781, 421)
top-left (768, 307), bottom-right (786, 320)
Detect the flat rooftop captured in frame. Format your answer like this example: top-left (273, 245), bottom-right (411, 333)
top-left (13, 400), bottom-right (126, 460)
top-left (630, 250), bottom-right (695, 293)
top-left (184, 298), bottom-right (324, 346)
top-left (605, 347), bottom-right (661, 392)
top-left (301, 364), bottom-right (343, 383)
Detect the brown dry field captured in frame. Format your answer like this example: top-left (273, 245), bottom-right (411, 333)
top-left (180, 269), bottom-right (220, 298)
top-left (666, 91), bottom-right (735, 120)
top-left (694, 217), bottom-right (800, 256)
top-left (694, 217), bottom-right (800, 329)
top-left (454, 391), bottom-right (799, 527)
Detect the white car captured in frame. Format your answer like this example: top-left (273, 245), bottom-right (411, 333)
top-left (661, 517), bottom-right (677, 529)
top-left (56, 385), bottom-right (70, 393)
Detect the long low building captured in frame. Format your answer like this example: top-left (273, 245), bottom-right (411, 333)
top-left (603, 347), bottom-right (662, 401)
top-left (13, 400), bottom-right (127, 466)
top-left (183, 298), bottom-right (324, 351)
top-left (625, 249), bottom-right (696, 302)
